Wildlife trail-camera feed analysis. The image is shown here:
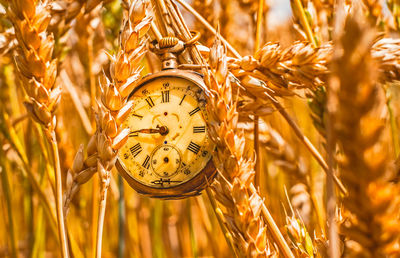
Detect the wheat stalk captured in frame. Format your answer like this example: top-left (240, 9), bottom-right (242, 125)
top-left (330, 12), bottom-right (400, 256)
top-left (252, 0), bottom-right (264, 188)
top-left (0, 150), bottom-right (18, 258)
top-left (291, 0), bottom-right (318, 47)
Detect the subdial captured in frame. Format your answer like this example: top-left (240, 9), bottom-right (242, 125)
top-left (150, 144), bottom-right (182, 178)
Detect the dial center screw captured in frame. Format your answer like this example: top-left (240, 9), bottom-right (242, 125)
top-left (158, 125), bottom-right (169, 135)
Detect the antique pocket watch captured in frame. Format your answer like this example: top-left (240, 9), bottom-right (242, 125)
top-left (116, 37), bottom-right (216, 198)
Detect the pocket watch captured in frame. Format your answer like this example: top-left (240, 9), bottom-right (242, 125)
top-left (116, 37), bottom-right (216, 199)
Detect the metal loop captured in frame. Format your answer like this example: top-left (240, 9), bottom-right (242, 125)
top-left (184, 31), bottom-right (201, 46)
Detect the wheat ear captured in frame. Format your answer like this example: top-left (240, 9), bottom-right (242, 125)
top-left (204, 35), bottom-right (295, 258)
top-left (63, 0), bottom-right (151, 212)
top-left (63, 5), bottom-right (151, 256)
top-left (94, 1), bottom-right (151, 256)
top-left (232, 38), bottom-right (400, 99)
top-left (7, 0), bottom-right (69, 256)
top-left (331, 13), bottom-right (400, 256)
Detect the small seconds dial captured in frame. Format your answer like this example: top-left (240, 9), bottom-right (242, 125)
top-left (118, 76), bottom-right (215, 189)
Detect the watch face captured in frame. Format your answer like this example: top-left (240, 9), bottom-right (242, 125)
top-left (118, 75), bottom-right (215, 189)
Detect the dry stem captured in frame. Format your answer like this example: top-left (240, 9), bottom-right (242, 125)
top-left (46, 130), bottom-right (70, 258)
top-left (253, 0), bottom-right (264, 188)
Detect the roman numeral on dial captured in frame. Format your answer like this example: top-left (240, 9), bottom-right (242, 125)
top-left (132, 113), bottom-right (143, 119)
top-left (179, 94), bottom-right (186, 105)
top-left (161, 90), bottom-right (169, 103)
top-left (193, 126), bottom-right (206, 133)
top-left (130, 143), bottom-right (142, 157)
top-left (187, 141), bottom-right (200, 154)
top-left (145, 97), bottom-right (155, 108)
top-left (142, 155), bottom-right (150, 169)
top-left (189, 107), bottom-right (200, 116)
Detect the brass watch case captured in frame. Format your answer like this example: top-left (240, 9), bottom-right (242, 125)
top-left (116, 69), bottom-right (216, 199)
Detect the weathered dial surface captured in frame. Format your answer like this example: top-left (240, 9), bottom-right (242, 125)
top-left (118, 76), bottom-right (215, 188)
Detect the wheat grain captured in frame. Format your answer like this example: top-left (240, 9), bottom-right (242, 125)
top-left (0, 27), bottom-right (15, 56)
top-left (285, 213), bottom-right (315, 257)
top-left (48, 0), bottom-right (83, 38)
top-left (371, 38), bottom-right (400, 84)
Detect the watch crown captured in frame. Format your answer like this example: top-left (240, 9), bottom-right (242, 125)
top-left (159, 37), bottom-right (179, 49)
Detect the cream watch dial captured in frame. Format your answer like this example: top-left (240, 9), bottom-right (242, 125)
top-left (118, 76), bottom-right (214, 188)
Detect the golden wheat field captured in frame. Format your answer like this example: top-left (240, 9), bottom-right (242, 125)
top-left (0, 0), bottom-right (400, 257)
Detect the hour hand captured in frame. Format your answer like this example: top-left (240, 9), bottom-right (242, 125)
top-left (131, 128), bottom-right (160, 134)
top-left (130, 125), bottom-right (169, 136)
